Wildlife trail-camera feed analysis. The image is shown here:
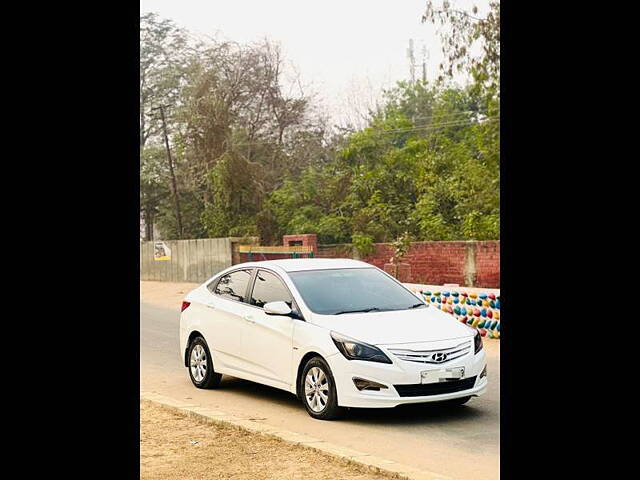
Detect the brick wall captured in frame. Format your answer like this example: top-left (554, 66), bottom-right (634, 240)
top-left (475, 241), bottom-right (500, 287)
top-left (318, 240), bottom-right (500, 288)
top-left (316, 244), bottom-right (355, 259)
top-left (403, 242), bottom-right (469, 285)
top-left (282, 234), bottom-right (318, 253)
top-left (234, 234), bottom-right (500, 288)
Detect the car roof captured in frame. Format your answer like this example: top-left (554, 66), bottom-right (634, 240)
top-left (234, 258), bottom-right (373, 272)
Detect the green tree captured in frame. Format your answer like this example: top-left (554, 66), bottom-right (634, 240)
top-left (140, 13), bottom-right (194, 239)
top-left (262, 163), bottom-right (352, 244)
top-left (176, 39), bottom-right (332, 239)
top-left (139, 12), bottom-right (499, 244)
top-left (140, 147), bottom-right (169, 240)
top-left (267, 81), bottom-right (499, 243)
top-left (140, 12), bottom-right (190, 147)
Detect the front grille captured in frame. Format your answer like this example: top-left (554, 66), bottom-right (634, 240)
top-left (388, 340), bottom-right (471, 365)
top-left (394, 376), bottom-right (477, 397)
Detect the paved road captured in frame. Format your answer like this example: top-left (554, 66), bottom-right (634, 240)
top-left (141, 303), bottom-right (499, 480)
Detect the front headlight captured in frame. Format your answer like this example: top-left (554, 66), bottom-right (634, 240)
top-left (330, 331), bottom-right (392, 364)
top-left (474, 329), bottom-right (483, 354)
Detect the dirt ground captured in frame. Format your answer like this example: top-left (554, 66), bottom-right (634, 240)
top-left (140, 400), bottom-right (397, 480)
top-left (141, 281), bottom-right (199, 311)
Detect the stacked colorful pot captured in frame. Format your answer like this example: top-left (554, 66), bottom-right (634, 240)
top-left (412, 289), bottom-right (501, 339)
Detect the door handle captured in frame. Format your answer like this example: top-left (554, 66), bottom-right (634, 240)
top-left (243, 315), bottom-right (255, 324)
top-left (206, 303), bottom-right (216, 309)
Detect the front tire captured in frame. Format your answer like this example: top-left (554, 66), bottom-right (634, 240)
top-left (187, 336), bottom-right (222, 389)
top-left (300, 357), bottom-right (343, 420)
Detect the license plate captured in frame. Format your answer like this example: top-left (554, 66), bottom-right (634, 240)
top-left (421, 367), bottom-right (465, 383)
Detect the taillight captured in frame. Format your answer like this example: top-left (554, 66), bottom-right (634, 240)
top-left (181, 301), bottom-right (191, 312)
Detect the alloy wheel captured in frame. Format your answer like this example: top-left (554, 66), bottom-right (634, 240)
top-left (190, 344), bottom-right (208, 382)
top-left (304, 366), bottom-right (329, 412)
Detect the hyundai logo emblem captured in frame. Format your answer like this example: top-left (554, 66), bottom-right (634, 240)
top-left (431, 352), bottom-right (448, 363)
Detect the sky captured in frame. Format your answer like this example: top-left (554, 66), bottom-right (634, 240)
top-left (140, 0), bottom-right (487, 126)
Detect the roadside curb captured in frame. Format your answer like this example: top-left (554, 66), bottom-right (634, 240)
top-left (141, 391), bottom-right (453, 480)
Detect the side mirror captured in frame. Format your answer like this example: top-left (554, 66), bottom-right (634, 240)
top-left (264, 301), bottom-right (293, 316)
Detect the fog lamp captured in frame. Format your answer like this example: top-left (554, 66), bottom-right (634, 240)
top-left (352, 377), bottom-right (389, 391)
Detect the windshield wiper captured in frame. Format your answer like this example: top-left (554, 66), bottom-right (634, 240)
top-left (333, 307), bottom-right (385, 315)
top-left (408, 303), bottom-right (427, 309)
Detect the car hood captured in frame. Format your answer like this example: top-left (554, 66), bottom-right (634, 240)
top-left (309, 306), bottom-right (473, 345)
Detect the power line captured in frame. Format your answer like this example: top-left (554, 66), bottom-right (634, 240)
top-left (403, 111), bottom-right (479, 122)
top-left (363, 117), bottom-right (499, 136)
top-left (202, 117), bottom-right (500, 149)
top-left (376, 110), bottom-right (474, 124)
top-left (143, 116), bottom-right (498, 152)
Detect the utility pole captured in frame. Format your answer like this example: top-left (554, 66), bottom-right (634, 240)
top-left (421, 44), bottom-right (428, 84)
top-left (153, 104), bottom-right (183, 239)
top-left (407, 39), bottom-right (416, 84)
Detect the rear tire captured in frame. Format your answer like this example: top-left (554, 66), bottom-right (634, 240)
top-left (300, 357), bottom-right (344, 420)
top-left (187, 336), bottom-right (222, 389)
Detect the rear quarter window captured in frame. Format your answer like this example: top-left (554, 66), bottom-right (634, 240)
top-left (209, 269), bottom-right (253, 303)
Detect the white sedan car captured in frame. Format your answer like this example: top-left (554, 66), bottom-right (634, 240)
top-left (179, 259), bottom-right (487, 420)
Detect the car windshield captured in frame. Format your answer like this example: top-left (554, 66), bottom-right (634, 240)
top-left (288, 268), bottom-right (426, 315)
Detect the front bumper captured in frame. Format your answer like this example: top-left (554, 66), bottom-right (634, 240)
top-left (329, 343), bottom-right (487, 408)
